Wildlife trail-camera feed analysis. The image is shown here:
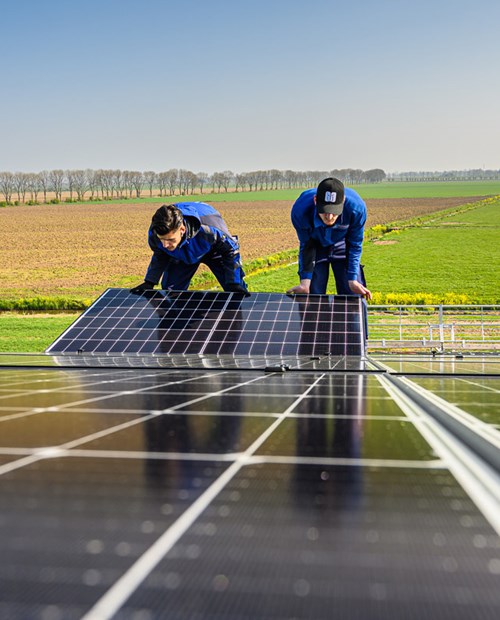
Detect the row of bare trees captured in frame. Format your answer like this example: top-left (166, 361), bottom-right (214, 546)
top-left (0, 167), bottom-right (387, 204)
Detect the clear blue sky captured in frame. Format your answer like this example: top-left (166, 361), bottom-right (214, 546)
top-left (1, 0), bottom-right (499, 174)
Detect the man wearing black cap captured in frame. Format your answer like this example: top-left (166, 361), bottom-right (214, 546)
top-left (287, 177), bottom-right (372, 299)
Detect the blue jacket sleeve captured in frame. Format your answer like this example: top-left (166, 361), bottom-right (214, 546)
top-left (345, 209), bottom-right (366, 281)
top-left (144, 232), bottom-right (170, 285)
top-left (145, 252), bottom-right (171, 285)
top-left (201, 225), bottom-right (244, 285)
top-left (291, 204), bottom-right (315, 280)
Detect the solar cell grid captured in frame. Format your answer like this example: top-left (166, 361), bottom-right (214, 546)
top-left (46, 289), bottom-right (367, 358)
top-left (0, 361), bottom-right (499, 620)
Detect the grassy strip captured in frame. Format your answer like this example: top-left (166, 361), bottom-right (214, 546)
top-left (151, 181), bottom-right (500, 201)
top-left (0, 313), bottom-right (78, 353)
top-left (0, 297), bottom-right (91, 311)
top-left (348, 181), bottom-right (500, 199)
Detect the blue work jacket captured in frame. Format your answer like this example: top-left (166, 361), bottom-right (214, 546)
top-left (145, 202), bottom-right (242, 285)
top-left (291, 187), bottom-right (367, 281)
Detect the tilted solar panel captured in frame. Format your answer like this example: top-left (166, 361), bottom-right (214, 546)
top-left (46, 289), bottom-right (367, 357)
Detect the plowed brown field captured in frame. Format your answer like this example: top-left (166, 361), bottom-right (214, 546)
top-left (0, 196), bottom-right (480, 299)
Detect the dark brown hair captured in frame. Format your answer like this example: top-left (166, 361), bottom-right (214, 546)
top-left (151, 205), bottom-right (184, 235)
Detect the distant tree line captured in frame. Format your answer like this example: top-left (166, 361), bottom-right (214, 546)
top-left (387, 169), bottom-right (500, 181)
top-left (0, 167), bottom-right (387, 204)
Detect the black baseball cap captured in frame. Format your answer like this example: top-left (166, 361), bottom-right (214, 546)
top-left (316, 177), bottom-right (345, 215)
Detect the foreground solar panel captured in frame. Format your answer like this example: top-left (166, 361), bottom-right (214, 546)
top-left (0, 355), bottom-right (499, 620)
top-left (46, 289), bottom-right (367, 357)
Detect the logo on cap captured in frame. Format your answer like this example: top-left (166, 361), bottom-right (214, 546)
top-left (324, 191), bottom-right (337, 204)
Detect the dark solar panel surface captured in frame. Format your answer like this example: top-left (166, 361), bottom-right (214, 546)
top-left (46, 289), bottom-right (367, 357)
top-left (0, 292), bottom-right (499, 620)
top-left (0, 360), bottom-right (499, 619)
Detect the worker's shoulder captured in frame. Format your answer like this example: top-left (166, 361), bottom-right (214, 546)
top-left (175, 201), bottom-right (219, 216)
top-left (344, 188), bottom-right (366, 211)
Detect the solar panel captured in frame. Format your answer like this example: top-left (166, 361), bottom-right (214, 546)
top-left (0, 355), bottom-right (499, 619)
top-left (46, 289), bottom-right (367, 358)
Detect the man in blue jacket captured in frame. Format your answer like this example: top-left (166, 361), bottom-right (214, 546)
top-left (130, 202), bottom-right (249, 294)
top-left (287, 177), bottom-right (372, 300)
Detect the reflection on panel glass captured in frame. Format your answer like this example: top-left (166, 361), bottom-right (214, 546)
top-left (141, 413), bottom-right (245, 487)
top-left (292, 378), bottom-right (366, 515)
top-left (257, 374), bottom-right (436, 462)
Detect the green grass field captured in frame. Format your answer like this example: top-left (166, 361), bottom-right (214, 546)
top-left (66, 180), bottom-right (500, 205)
top-left (345, 180), bottom-right (500, 199)
top-left (360, 198), bottom-right (500, 299)
top-left (0, 314), bottom-right (77, 353)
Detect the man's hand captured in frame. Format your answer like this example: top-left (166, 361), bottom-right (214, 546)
top-left (129, 281), bottom-right (156, 295)
top-left (348, 280), bottom-right (372, 300)
top-left (225, 283), bottom-right (251, 297)
top-left (286, 279), bottom-right (311, 295)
